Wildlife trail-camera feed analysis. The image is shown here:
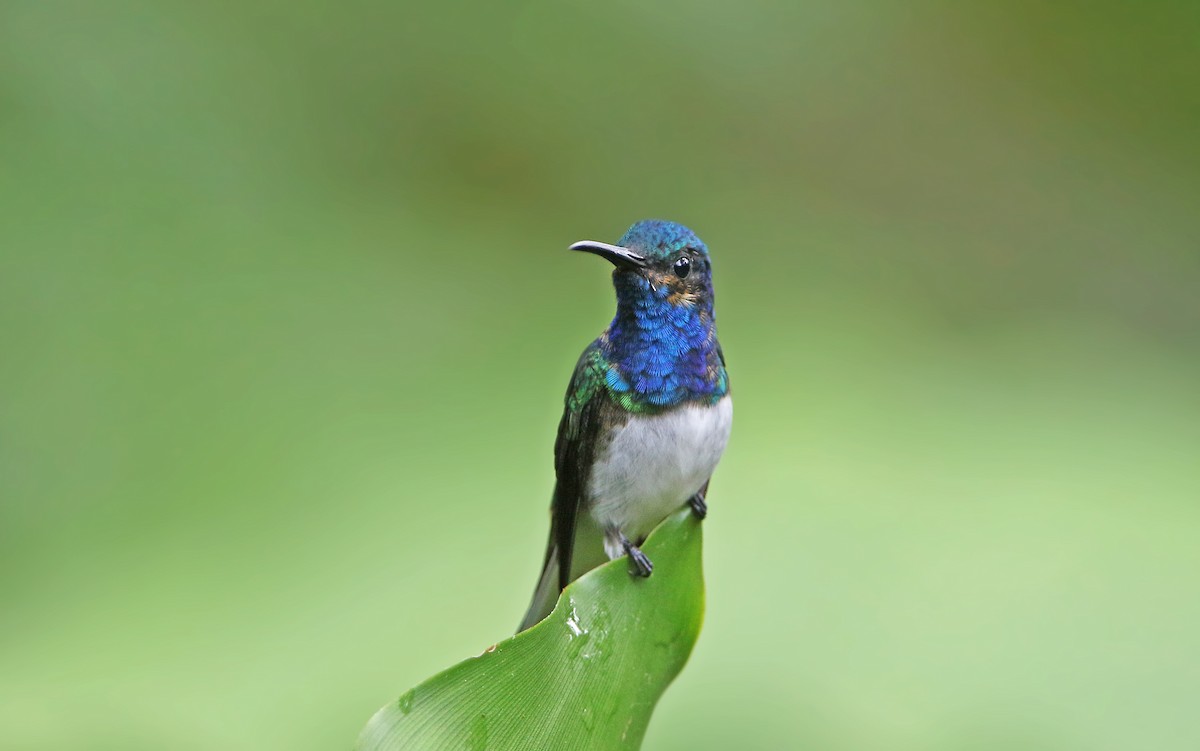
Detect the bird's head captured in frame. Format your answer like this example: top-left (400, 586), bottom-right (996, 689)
top-left (569, 220), bottom-right (714, 310)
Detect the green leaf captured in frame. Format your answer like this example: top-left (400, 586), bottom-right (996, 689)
top-left (356, 508), bottom-right (705, 751)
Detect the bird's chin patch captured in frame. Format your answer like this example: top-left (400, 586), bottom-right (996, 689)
top-left (614, 267), bottom-right (654, 293)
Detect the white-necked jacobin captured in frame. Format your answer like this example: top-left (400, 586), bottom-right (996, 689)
top-left (519, 219), bottom-right (732, 632)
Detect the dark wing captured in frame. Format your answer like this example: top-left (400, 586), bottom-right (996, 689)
top-left (547, 341), bottom-right (610, 590)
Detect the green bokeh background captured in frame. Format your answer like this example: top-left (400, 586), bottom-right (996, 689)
top-left (3, 2), bottom-right (1198, 749)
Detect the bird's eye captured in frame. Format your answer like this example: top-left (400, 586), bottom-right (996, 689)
top-left (673, 256), bottom-right (691, 278)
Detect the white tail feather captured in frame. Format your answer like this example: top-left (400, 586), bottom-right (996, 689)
top-left (517, 547), bottom-right (560, 633)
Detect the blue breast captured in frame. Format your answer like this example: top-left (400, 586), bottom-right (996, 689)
top-left (602, 276), bottom-right (727, 410)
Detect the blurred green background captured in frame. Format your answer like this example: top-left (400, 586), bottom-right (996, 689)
top-left (2, 2), bottom-right (1198, 749)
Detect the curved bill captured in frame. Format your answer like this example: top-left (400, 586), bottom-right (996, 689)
top-left (568, 240), bottom-right (647, 269)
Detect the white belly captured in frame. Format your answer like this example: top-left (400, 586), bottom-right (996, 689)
top-left (588, 395), bottom-right (732, 544)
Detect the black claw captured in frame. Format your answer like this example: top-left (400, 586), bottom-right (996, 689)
top-left (621, 535), bottom-right (654, 577)
top-left (688, 491), bottom-right (708, 520)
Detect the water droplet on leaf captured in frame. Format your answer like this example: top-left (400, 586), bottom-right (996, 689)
top-left (397, 689), bottom-right (415, 714)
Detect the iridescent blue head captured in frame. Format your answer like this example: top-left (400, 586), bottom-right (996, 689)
top-left (569, 220), bottom-right (726, 409)
top-left (569, 219), bottom-right (715, 314)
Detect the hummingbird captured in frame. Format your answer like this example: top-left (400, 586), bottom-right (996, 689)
top-left (518, 219), bottom-right (732, 632)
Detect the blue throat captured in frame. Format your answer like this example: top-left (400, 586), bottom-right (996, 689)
top-left (602, 271), bottom-right (728, 410)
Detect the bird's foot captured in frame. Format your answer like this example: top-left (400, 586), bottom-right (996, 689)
top-left (688, 490), bottom-right (708, 520)
top-left (621, 535), bottom-right (654, 577)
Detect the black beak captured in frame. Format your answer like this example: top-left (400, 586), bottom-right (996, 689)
top-left (568, 240), bottom-right (647, 269)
